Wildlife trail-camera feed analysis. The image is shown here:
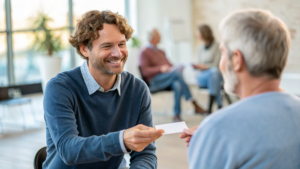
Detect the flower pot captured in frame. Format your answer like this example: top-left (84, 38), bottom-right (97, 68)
top-left (38, 56), bottom-right (62, 92)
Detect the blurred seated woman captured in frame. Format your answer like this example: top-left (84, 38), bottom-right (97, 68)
top-left (192, 24), bottom-right (223, 114)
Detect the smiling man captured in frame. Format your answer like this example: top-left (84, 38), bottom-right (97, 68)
top-left (43, 10), bottom-right (163, 169)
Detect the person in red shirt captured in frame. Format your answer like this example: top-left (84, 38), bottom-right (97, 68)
top-left (139, 29), bottom-right (206, 122)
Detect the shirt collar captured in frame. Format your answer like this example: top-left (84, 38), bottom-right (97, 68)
top-left (204, 40), bottom-right (214, 50)
top-left (80, 60), bottom-right (121, 96)
top-left (147, 42), bottom-right (158, 51)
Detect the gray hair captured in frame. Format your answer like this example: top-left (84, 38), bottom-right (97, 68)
top-left (148, 29), bottom-right (158, 41)
top-left (219, 9), bottom-right (291, 79)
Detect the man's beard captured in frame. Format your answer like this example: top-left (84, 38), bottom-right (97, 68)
top-left (90, 54), bottom-right (126, 75)
top-left (223, 55), bottom-right (238, 96)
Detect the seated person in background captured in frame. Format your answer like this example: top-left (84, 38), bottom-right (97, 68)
top-left (193, 24), bottom-right (223, 114)
top-left (43, 10), bottom-right (163, 169)
top-left (139, 29), bottom-right (206, 122)
top-left (181, 9), bottom-right (300, 169)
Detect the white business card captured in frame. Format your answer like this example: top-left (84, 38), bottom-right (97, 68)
top-left (155, 121), bottom-right (189, 135)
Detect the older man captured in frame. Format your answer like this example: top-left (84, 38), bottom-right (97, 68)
top-left (181, 9), bottom-right (300, 169)
top-left (139, 29), bottom-right (205, 122)
top-left (43, 10), bottom-right (163, 169)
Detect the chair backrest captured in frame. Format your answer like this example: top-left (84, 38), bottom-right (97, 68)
top-left (138, 66), bottom-right (173, 93)
top-left (34, 146), bottom-right (47, 169)
top-left (138, 66), bottom-right (150, 86)
top-left (0, 87), bottom-right (22, 101)
top-left (0, 88), bottom-right (9, 101)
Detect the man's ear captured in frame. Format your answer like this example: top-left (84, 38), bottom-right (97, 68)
top-left (79, 44), bottom-right (90, 59)
top-left (232, 50), bottom-right (244, 72)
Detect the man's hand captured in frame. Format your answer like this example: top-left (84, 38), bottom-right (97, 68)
top-left (124, 124), bottom-right (164, 152)
top-left (160, 64), bottom-right (170, 73)
top-left (192, 64), bottom-right (208, 71)
top-left (179, 126), bottom-right (199, 147)
top-left (192, 64), bottom-right (198, 69)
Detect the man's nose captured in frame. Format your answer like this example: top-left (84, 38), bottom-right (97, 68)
top-left (111, 46), bottom-right (121, 57)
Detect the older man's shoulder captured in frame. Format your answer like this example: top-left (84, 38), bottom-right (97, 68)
top-left (202, 92), bottom-right (300, 129)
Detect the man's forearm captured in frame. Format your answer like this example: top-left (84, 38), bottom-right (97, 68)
top-left (141, 66), bottom-right (162, 77)
top-left (53, 130), bottom-right (124, 165)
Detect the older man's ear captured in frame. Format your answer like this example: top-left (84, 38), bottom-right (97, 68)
top-left (232, 50), bottom-right (244, 72)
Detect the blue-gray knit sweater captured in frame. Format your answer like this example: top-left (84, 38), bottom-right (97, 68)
top-left (42, 67), bottom-right (157, 169)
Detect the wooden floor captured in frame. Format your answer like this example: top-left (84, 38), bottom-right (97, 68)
top-left (0, 86), bottom-right (229, 169)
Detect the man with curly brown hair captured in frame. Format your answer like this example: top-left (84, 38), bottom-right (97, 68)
top-left (43, 10), bottom-right (163, 169)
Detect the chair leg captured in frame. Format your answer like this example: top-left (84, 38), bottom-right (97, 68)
top-left (0, 118), bottom-right (3, 134)
top-left (2, 104), bottom-right (7, 119)
top-left (152, 92), bottom-right (172, 116)
top-left (224, 92), bottom-right (232, 104)
top-left (0, 105), bottom-right (3, 134)
top-left (30, 101), bottom-right (38, 122)
top-left (19, 105), bottom-right (26, 130)
top-left (208, 95), bottom-right (215, 114)
top-left (164, 93), bottom-right (173, 115)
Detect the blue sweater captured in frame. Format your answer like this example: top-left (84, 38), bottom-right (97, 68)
top-left (189, 92), bottom-right (300, 169)
top-left (43, 67), bottom-right (157, 169)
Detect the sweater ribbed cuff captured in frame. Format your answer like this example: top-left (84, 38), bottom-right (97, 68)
top-left (119, 130), bottom-right (132, 154)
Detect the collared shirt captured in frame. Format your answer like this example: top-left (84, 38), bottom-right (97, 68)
top-left (147, 42), bottom-right (158, 51)
top-left (80, 61), bottom-right (128, 168)
top-left (80, 60), bottom-right (121, 95)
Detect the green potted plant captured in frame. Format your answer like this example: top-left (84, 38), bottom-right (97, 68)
top-left (130, 36), bottom-right (141, 49)
top-left (31, 11), bottom-right (63, 91)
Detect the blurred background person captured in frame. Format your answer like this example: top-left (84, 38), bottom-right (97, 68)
top-left (139, 29), bottom-right (206, 122)
top-left (182, 9), bottom-right (300, 169)
top-left (192, 24), bottom-right (223, 114)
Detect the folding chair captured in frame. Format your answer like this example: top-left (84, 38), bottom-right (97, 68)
top-left (33, 146), bottom-right (47, 169)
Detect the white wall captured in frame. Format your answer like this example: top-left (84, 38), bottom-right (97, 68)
top-left (133, 0), bottom-right (197, 84)
top-left (193, 0), bottom-right (300, 74)
top-left (136, 0), bottom-right (194, 60)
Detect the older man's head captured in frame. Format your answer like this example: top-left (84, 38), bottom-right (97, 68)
top-left (148, 29), bottom-right (161, 46)
top-left (218, 9), bottom-right (291, 96)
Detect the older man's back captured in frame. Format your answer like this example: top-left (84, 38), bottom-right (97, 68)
top-left (188, 92), bottom-right (300, 169)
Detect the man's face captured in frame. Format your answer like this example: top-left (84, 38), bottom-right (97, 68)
top-left (151, 31), bottom-right (161, 46)
top-left (219, 42), bottom-right (238, 95)
top-left (87, 24), bottom-right (128, 75)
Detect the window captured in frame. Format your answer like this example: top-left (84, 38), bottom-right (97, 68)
top-left (13, 30), bottom-right (71, 85)
top-left (11, 0), bottom-right (68, 30)
top-left (0, 0), bottom-right (5, 30)
top-left (13, 32), bottom-right (40, 84)
top-left (73, 0), bottom-right (124, 21)
top-left (0, 34), bottom-right (7, 86)
top-left (1, 0), bottom-right (126, 86)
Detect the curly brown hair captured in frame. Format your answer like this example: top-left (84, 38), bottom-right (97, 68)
top-left (69, 10), bottom-right (134, 60)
